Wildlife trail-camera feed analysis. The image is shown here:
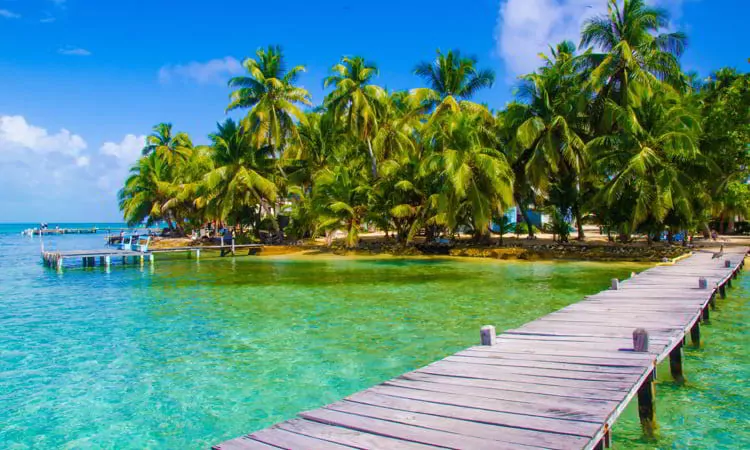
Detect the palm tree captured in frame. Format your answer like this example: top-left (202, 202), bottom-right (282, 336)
top-left (587, 88), bottom-right (700, 239)
top-left (284, 111), bottom-right (345, 188)
top-left (512, 41), bottom-right (589, 239)
top-left (141, 123), bottom-right (193, 166)
top-left (198, 119), bottom-right (278, 232)
top-left (119, 153), bottom-right (173, 227)
top-left (227, 45), bottom-right (312, 153)
top-left (422, 111), bottom-right (514, 240)
top-left (411, 49), bottom-right (495, 121)
top-left (580, 0), bottom-right (687, 106)
top-left (313, 162), bottom-right (371, 248)
top-left (323, 56), bottom-right (387, 177)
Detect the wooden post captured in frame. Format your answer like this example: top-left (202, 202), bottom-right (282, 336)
top-left (149, 253), bottom-right (154, 264)
top-left (196, 249), bottom-right (201, 260)
top-left (611, 278), bottom-right (619, 290)
top-left (231, 238), bottom-right (236, 256)
top-left (690, 321), bottom-right (700, 347)
top-left (480, 326), bottom-right (496, 346)
top-left (56, 256), bottom-right (63, 271)
top-left (105, 255), bottom-right (111, 268)
top-left (633, 328), bottom-right (649, 352)
top-left (83, 257), bottom-right (88, 268)
top-left (140, 254), bottom-right (145, 266)
top-left (669, 342), bottom-right (685, 384)
top-left (709, 292), bottom-right (716, 310)
top-left (633, 328), bottom-right (656, 438)
top-left (702, 305), bottom-right (710, 322)
top-left (719, 284), bottom-right (726, 299)
top-left (698, 277), bottom-right (708, 289)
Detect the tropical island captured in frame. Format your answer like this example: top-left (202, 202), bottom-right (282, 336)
top-left (119, 0), bottom-right (749, 261)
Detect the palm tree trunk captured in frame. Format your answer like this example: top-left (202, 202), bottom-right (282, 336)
top-left (574, 206), bottom-right (585, 240)
top-left (728, 215), bottom-right (736, 234)
top-left (367, 139), bottom-right (377, 178)
top-left (513, 193), bottom-right (534, 238)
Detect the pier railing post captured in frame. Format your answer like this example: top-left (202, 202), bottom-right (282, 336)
top-left (633, 328), bottom-right (656, 438)
top-left (480, 326), bottom-right (496, 346)
top-left (698, 277), bottom-right (708, 289)
top-left (669, 342), bottom-right (685, 384)
top-left (610, 278), bottom-right (619, 290)
top-left (690, 321), bottom-right (700, 347)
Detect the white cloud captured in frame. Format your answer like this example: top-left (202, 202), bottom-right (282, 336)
top-left (58, 47), bottom-right (92, 56)
top-left (0, 115), bottom-right (87, 157)
top-left (495, 0), bottom-right (688, 77)
top-left (40, 17), bottom-right (56, 23)
top-left (0, 115), bottom-right (144, 220)
top-left (158, 56), bottom-right (243, 85)
top-left (100, 134), bottom-right (146, 165)
top-left (0, 9), bottom-right (21, 19)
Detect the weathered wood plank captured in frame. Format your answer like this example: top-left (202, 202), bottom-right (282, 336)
top-left (419, 361), bottom-right (637, 388)
top-left (390, 375), bottom-right (625, 407)
top-left (276, 419), bottom-right (436, 449)
top-left (300, 408), bottom-right (528, 449)
top-left (346, 390), bottom-right (601, 438)
top-left (325, 400), bottom-right (589, 450)
top-left (251, 427), bottom-right (355, 449)
top-left (212, 436), bottom-right (280, 450)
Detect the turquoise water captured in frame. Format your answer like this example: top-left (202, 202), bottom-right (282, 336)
top-left (0, 223), bottom-right (746, 448)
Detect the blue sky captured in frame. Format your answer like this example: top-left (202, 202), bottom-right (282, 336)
top-left (0, 0), bottom-right (747, 222)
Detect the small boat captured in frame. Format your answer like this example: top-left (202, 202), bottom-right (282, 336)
top-left (117, 234), bottom-right (151, 252)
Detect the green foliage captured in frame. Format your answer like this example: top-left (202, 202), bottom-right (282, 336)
top-left (119, 15), bottom-right (749, 245)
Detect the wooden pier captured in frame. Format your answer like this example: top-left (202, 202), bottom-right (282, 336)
top-left (213, 247), bottom-right (747, 450)
top-left (41, 243), bottom-right (264, 270)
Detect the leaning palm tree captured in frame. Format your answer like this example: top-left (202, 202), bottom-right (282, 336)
top-left (227, 45), bottom-right (312, 154)
top-left (411, 49), bottom-right (495, 122)
top-left (198, 119), bottom-right (278, 230)
top-left (580, 0), bottom-right (687, 106)
top-left (141, 123), bottom-right (193, 166)
top-left (323, 56), bottom-right (387, 177)
top-left (119, 153), bottom-right (173, 227)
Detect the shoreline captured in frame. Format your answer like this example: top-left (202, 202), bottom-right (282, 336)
top-left (148, 238), bottom-right (721, 263)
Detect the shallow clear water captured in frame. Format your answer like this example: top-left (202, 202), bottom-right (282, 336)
top-left (0, 223), bottom-right (746, 449)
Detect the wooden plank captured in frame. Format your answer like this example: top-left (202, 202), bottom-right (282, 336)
top-left (446, 354), bottom-right (645, 374)
top-left (212, 436), bottom-right (279, 450)
top-left (251, 427), bottom-right (354, 449)
top-left (325, 400), bottom-right (589, 450)
top-left (418, 361), bottom-right (637, 389)
top-left (300, 408), bottom-right (527, 450)
top-left (346, 390), bottom-right (600, 438)
top-left (390, 374), bottom-right (625, 407)
top-left (276, 419), bottom-right (436, 450)
top-left (457, 348), bottom-right (649, 368)
top-left (441, 355), bottom-right (643, 378)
